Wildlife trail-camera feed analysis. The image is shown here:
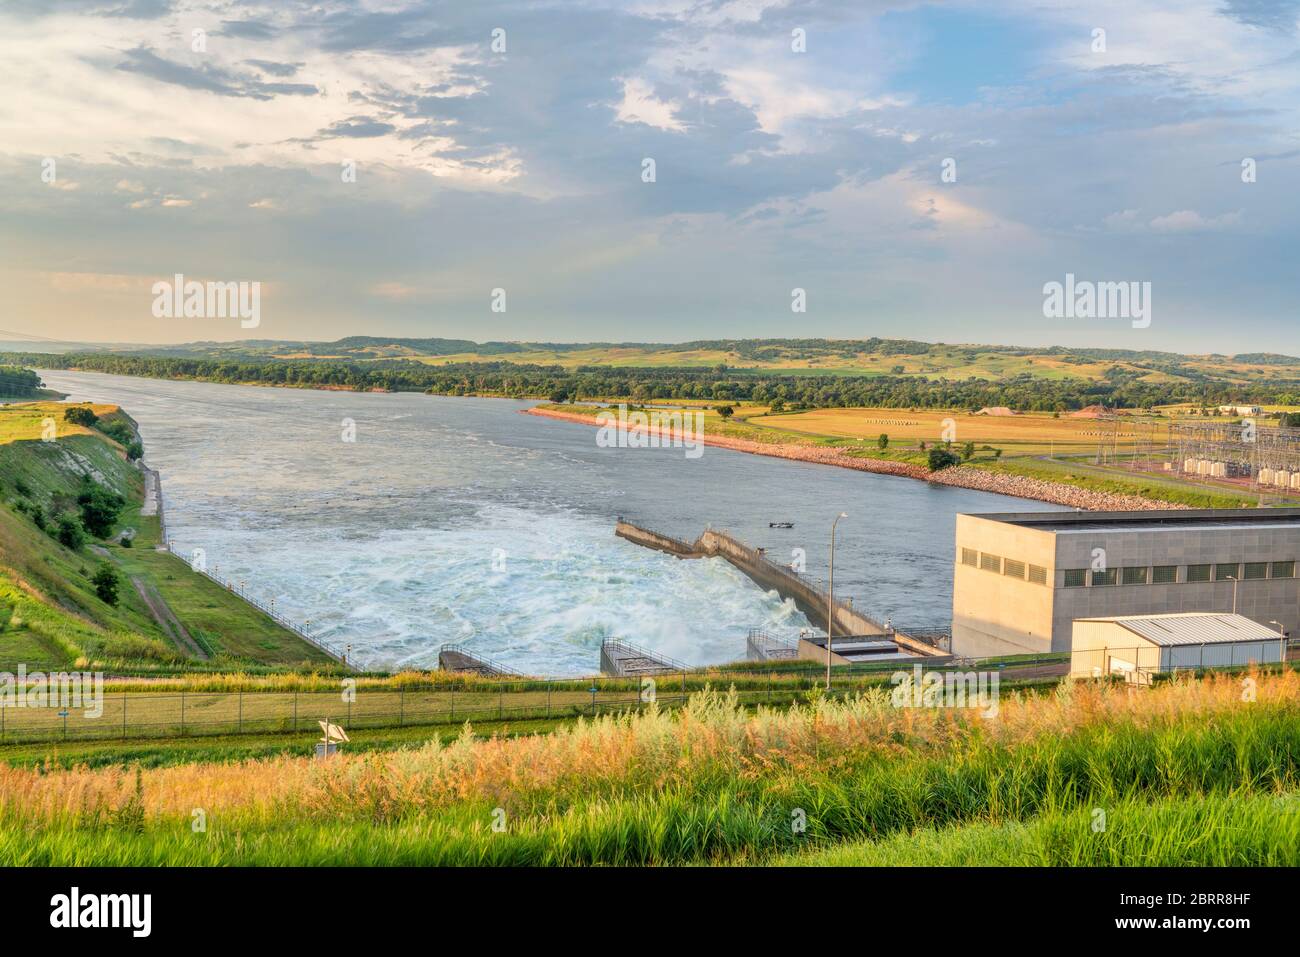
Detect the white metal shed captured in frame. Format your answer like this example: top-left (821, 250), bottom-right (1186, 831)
top-left (1070, 612), bottom-right (1285, 680)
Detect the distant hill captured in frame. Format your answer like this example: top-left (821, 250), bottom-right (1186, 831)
top-left (8, 336), bottom-right (1300, 387)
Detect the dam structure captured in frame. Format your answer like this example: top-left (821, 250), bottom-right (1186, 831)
top-left (615, 520), bottom-right (949, 659)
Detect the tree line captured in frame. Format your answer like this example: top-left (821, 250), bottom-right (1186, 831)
top-left (13, 351), bottom-right (1300, 412)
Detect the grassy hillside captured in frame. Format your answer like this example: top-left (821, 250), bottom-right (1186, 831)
top-left (0, 671), bottom-right (1293, 865)
top-left (0, 402), bottom-right (336, 672)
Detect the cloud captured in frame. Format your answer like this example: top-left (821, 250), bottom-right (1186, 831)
top-left (0, 0), bottom-right (1296, 352)
top-left (1149, 208), bottom-right (1244, 231)
top-left (614, 78), bottom-right (687, 132)
top-left (1219, 0), bottom-right (1300, 32)
top-left (115, 47), bottom-right (320, 100)
top-left (316, 117), bottom-right (398, 139)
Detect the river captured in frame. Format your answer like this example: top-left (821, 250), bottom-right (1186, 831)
top-left (39, 370), bottom-right (1061, 674)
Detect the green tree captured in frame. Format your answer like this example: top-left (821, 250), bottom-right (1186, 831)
top-left (962, 441), bottom-right (975, 460)
top-left (55, 515), bottom-right (86, 550)
top-left (77, 479), bottom-right (125, 538)
top-left (716, 405), bottom-right (734, 419)
top-left (877, 433), bottom-right (889, 450)
top-left (92, 563), bottom-right (121, 606)
top-left (63, 406), bottom-right (98, 427)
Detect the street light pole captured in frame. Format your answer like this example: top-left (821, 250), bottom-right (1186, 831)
top-left (826, 512), bottom-right (847, 691)
top-left (1227, 575), bottom-right (1238, 614)
top-left (1270, 621), bottom-right (1286, 670)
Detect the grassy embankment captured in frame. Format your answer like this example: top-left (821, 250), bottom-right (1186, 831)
top-left (0, 402), bottom-right (335, 673)
top-left (0, 670), bottom-right (1294, 865)
top-left (0, 651), bottom-right (1076, 750)
top-left (540, 401), bottom-right (1258, 508)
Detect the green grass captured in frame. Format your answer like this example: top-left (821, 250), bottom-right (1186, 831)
top-left (0, 667), bottom-right (1065, 747)
top-left (768, 792), bottom-right (1300, 866)
top-left (976, 455), bottom-right (1258, 508)
top-left (105, 543), bottom-right (334, 666)
top-left (0, 406), bottom-right (332, 670)
top-left (0, 716), bottom-right (571, 771)
top-left (3, 681), bottom-right (1295, 865)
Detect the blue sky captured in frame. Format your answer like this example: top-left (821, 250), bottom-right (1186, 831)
top-left (1, 0), bottom-right (1298, 353)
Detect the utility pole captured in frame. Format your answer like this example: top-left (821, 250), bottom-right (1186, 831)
top-left (826, 512), bottom-right (847, 691)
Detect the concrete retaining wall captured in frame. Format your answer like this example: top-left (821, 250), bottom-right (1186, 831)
top-left (616, 521), bottom-right (945, 657)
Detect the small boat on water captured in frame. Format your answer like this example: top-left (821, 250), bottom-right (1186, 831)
top-left (769, 521), bottom-right (795, 529)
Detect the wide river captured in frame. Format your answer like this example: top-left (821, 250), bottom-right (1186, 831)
top-left (40, 370), bottom-right (1060, 674)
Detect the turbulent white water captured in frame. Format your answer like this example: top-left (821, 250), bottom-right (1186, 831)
top-left (39, 370), bottom-right (1061, 675)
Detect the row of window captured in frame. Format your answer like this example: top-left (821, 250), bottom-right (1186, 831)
top-left (1064, 561), bottom-right (1295, 588)
top-left (960, 548), bottom-right (1297, 588)
top-left (961, 548), bottom-right (1048, 585)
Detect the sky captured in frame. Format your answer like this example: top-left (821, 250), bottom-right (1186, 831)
top-left (1, 0), bottom-right (1298, 353)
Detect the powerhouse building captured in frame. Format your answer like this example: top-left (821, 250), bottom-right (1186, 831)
top-left (951, 509), bottom-right (1300, 656)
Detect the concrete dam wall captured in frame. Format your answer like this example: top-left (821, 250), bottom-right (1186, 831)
top-left (615, 520), bottom-right (946, 658)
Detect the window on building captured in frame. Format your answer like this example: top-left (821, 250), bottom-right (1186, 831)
top-left (1186, 564), bottom-right (1212, 583)
top-left (961, 547), bottom-right (978, 567)
top-left (1028, 564), bottom-right (1048, 585)
top-left (1272, 561), bottom-right (1295, 579)
top-left (1003, 559), bottom-right (1026, 579)
top-left (980, 553), bottom-right (1001, 573)
top-left (1091, 568), bottom-right (1117, 586)
top-left (1063, 569), bottom-right (1087, 587)
top-left (1243, 561), bottom-right (1269, 580)
top-left (1152, 565), bottom-right (1178, 584)
top-left (1121, 566), bottom-right (1148, 585)
top-left (1214, 563), bottom-right (1239, 581)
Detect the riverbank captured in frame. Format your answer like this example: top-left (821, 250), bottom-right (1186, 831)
top-left (526, 407), bottom-right (1188, 511)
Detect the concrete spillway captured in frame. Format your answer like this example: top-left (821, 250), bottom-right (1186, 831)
top-left (438, 644), bottom-right (523, 677)
top-left (615, 520), bottom-right (948, 658)
top-left (600, 638), bottom-right (687, 677)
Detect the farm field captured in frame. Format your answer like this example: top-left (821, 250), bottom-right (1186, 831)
top-left (745, 407), bottom-right (1164, 456)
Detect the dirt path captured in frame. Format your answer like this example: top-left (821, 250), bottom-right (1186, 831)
top-left (129, 577), bottom-right (209, 661)
top-left (526, 407), bottom-right (1187, 512)
top-left (90, 544), bottom-right (209, 661)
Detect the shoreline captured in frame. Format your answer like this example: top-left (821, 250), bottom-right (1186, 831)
top-left (525, 407), bottom-right (1187, 512)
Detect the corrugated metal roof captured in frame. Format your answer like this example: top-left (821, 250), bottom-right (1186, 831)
top-left (1077, 612), bottom-right (1283, 646)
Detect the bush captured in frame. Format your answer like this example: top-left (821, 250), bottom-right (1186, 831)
top-left (928, 448), bottom-right (961, 471)
top-left (77, 479), bottom-right (125, 538)
top-left (126, 441), bottom-right (144, 462)
top-left (63, 406), bottom-right (98, 427)
top-left (716, 405), bottom-right (734, 419)
top-left (877, 433), bottom-right (889, 450)
top-left (55, 514), bottom-right (86, 550)
top-left (92, 563), bottom-right (121, 606)
top-left (97, 420), bottom-right (134, 446)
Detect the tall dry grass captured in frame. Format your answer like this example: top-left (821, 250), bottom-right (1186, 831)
top-left (1, 670), bottom-right (1293, 831)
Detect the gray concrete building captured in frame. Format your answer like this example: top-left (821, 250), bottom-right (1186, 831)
top-left (951, 509), bottom-right (1300, 656)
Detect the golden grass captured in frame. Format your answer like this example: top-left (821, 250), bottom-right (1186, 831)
top-left (750, 407), bottom-right (1169, 455)
top-left (0, 402), bottom-right (121, 445)
top-left (2, 669), bottom-right (1293, 829)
